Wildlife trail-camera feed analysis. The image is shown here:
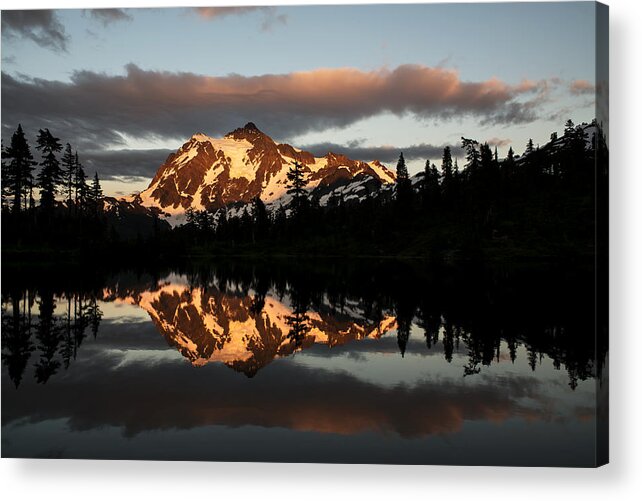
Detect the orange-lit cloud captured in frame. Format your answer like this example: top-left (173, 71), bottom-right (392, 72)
top-left (486, 137), bottom-right (512, 148)
top-left (1, 64), bottom-right (547, 149)
top-left (192, 7), bottom-right (268, 19)
top-left (570, 79), bottom-right (595, 95)
top-left (191, 7), bottom-right (287, 31)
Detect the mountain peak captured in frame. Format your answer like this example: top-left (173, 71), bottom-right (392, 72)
top-left (224, 121), bottom-right (268, 141)
top-left (136, 124), bottom-right (397, 219)
top-left (190, 132), bottom-right (211, 142)
top-left (243, 122), bottom-right (259, 132)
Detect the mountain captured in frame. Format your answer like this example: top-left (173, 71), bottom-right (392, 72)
top-left (127, 123), bottom-right (396, 222)
top-left (103, 281), bottom-right (397, 377)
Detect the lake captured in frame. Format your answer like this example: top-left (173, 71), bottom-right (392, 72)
top-left (1, 259), bottom-right (607, 465)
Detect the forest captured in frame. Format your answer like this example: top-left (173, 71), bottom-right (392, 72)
top-left (1, 119), bottom-right (608, 263)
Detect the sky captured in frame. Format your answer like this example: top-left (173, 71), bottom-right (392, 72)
top-left (1, 3), bottom-right (601, 197)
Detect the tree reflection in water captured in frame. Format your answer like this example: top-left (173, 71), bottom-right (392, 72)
top-left (1, 259), bottom-right (605, 389)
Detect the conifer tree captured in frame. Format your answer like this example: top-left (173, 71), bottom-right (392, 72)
top-left (395, 152), bottom-right (412, 206)
top-left (461, 138), bottom-right (481, 176)
top-left (253, 196), bottom-right (269, 239)
top-left (1, 139), bottom-right (9, 211)
top-left (504, 146), bottom-right (515, 177)
top-left (90, 172), bottom-right (103, 215)
top-left (422, 159), bottom-right (440, 207)
top-left (74, 152), bottom-right (89, 212)
top-left (422, 159), bottom-right (431, 196)
top-left (286, 161), bottom-right (307, 217)
top-left (4, 124), bottom-right (36, 215)
top-left (60, 143), bottom-right (76, 211)
top-left (480, 143), bottom-right (493, 171)
top-left (526, 138), bottom-right (535, 155)
top-left (35, 129), bottom-right (63, 212)
top-left (396, 152), bottom-right (409, 181)
top-left (441, 146), bottom-right (453, 185)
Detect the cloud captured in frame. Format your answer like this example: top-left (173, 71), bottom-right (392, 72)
top-left (83, 8), bottom-right (133, 26)
top-left (1, 10), bottom-right (69, 52)
top-left (485, 137), bottom-right (512, 148)
top-left (301, 141), bottom-right (458, 164)
top-left (569, 79), bottom-right (595, 95)
top-left (260, 12), bottom-right (288, 32)
top-left (80, 148), bottom-right (174, 180)
top-left (1, 64), bottom-right (545, 149)
top-left (192, 7), bottom-right (270, 19)
top-left (191, 6), bottom-right (288, 32)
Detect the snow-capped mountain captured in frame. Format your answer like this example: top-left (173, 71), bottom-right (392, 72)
top-left (127, 122), bottom-right (395, 222)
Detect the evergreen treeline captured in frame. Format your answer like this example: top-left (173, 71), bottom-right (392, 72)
top-left (171, 119), bottom-right (608, 261)
top-left (1, 118), bottom-right (607, 262)
top-left (1, 124), bottom-right (106, 250)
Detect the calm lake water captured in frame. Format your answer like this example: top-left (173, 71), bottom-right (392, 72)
top-left (1, 260), bottom-right (606, 466)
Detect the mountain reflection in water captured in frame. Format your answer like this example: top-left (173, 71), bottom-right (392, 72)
top-left (1, 260), bottom-right (606, 465)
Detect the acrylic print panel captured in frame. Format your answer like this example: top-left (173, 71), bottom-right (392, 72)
top-left (1, 2), bottom-right (608, 466)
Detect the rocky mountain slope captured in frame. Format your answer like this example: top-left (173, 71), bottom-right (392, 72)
top-left (126, 123), bottom-right (395, 222)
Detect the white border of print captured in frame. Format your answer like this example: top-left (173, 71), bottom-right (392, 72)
top-left (1, 1), bottom-right (640, 500)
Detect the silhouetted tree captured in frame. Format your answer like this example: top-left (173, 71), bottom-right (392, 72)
top-left (525, 138), bottom-right (535, 155)
top-left (461, 137), bottom-right (481, 179)
top-left (252, 196), bottom-right (269, 240)
top-left (440, 146), bottom-right (454, 196)
top-left (61, 143), bottom-right (76, 212)
top-left (35, 129), bottom-right (63, 212)
top-left (4, 124), bottom-right (36, 214)
top-left (74, 152), bottom-right (90, 212)
top-left (90, 172), bottom-right (103, 215)
top-left (395, 152), bottom-right (412, 207)
top-left (422, 159), bottom-right (440, 207)
top-left (1, 139), bottom-right (8, 210)
top-left (286, 161), bottom-right (307, 218)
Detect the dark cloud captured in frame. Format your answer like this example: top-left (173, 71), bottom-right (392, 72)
top-left (301, 141), bottom-right (460, 164)
top-left (1, 64), bottom-right (544, 150)
top-left (260, 12), bottom-right (288, 32)
top-left (1, 10), bottom-right (69, 52)
top-left (83, 8), bottom-right (132, 26)
top-left (80, 148), bottom-right (173, 180)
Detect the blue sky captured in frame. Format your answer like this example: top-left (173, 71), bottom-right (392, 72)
top-left (1, 3), bottom-right (599, 196)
